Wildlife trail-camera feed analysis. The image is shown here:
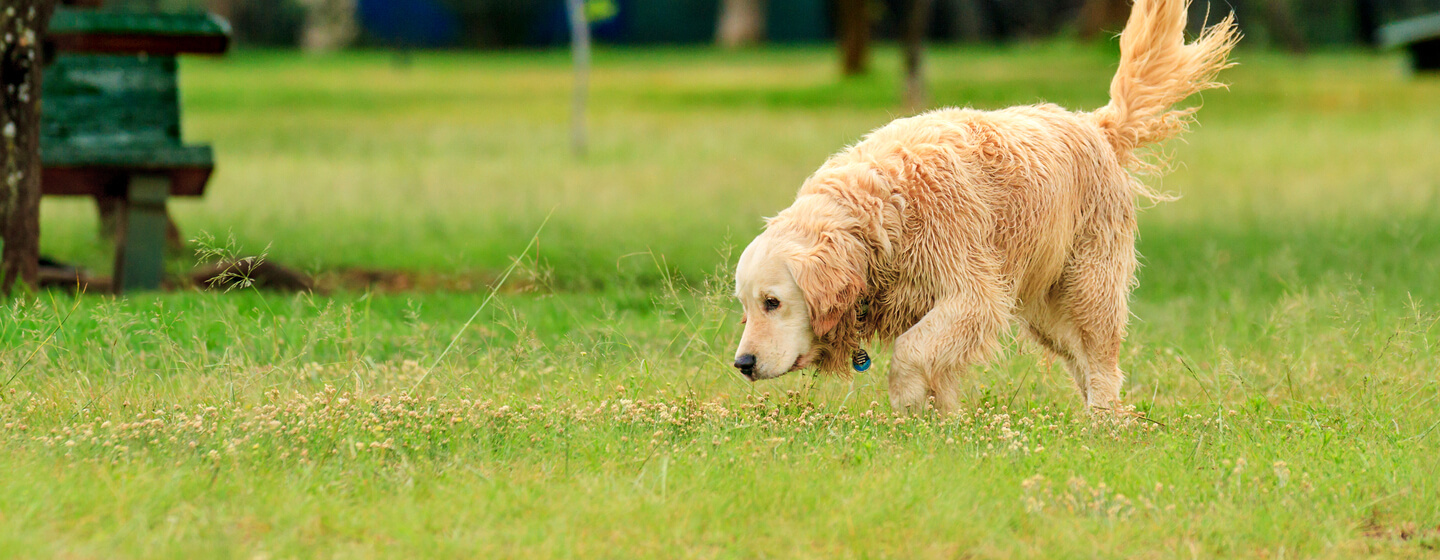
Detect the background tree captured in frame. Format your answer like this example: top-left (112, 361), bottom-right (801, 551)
top-left (1, 0), bottom-right (57, 296)
top-left (1082, 0), bottom-right (1307, 52)
top-left (717, 0), bottom-right (766, 48)
top-left (903, 0), bottom-right (934, 110)
top-left (1355, 0), bottom-right (1379, 46)
top-left (838, 0), bottom-right (870, 75)
top-left (1254, 0), bottom-right (1308, 53)
top-left (300, 0), bottom-right (358, 52)
top-left (1079, 0), bottom-right (1128, 39)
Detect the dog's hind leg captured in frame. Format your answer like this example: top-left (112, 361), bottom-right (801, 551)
top-left (889, 290), bottom-right (1011, 414)
top-left (1055, 224), bottom-right (1137, 411)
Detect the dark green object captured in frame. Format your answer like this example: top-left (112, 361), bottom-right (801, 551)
top-left (49, 9), bottom-right (230, 38)
top-left (42, 55), bottom-right (185, 160)
top-left (40, 10), bottom-right (228, 293)
top-left (767, 0), bottom-right (828, 43)
top-left (41, 54), bottom-right (214, 170)
top-left (48, 8), bottom-right (230, 54)
top-left (115, 175), bottom-right (171, 292)
top-left (618, 0), bottom-right (717, 44)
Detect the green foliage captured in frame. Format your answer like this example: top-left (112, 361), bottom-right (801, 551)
top-left (11, 46), bottom-right (1440, 557)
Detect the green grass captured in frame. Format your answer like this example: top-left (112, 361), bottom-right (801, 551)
top-left (6, 44), bottom-right (1440, 558)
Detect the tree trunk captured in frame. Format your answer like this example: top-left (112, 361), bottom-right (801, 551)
top-left (1258, 0), bottom-right (1307, 54)
top-left (717, 0), bottom-right (767, 48)
top-left (1355, 0), bottom-right (1379, 47)
top-left (1, 0), bottom-right (56, 296)
top-left (838, 0), bottom-right (870, 76)
top-left (1078, 0), bottom-right (1129, 40)
top-left (300, 0), bottom-right (357, 53)
top-left (903, 0), bottom-right (934, 111)
top-left (948, 0), bottom-right (987, 43)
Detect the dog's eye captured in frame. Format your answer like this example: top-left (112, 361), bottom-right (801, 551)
top-left (764, 297), bottom-right (781, 311)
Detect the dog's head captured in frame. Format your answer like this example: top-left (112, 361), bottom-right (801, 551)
top-left (733, 195), bottom-right (869, 381)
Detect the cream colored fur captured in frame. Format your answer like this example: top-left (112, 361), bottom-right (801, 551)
top-left (733, 0), bottom-right (1238, 412)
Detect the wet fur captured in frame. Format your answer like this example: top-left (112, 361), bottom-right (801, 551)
top-left (738, 0), bottom-right (1238, 411)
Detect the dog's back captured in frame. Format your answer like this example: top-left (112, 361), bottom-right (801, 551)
top-left (799, 0), bottom-right (1239, 314)
top-left (805, 104), bottom-right (1135, 334)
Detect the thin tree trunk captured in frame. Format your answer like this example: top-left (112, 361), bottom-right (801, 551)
top-left (1258, 0), bottom-right (1307, 54)
top-left (1, 0), bottom-right (56, 296)
top-left (717, 0), bottom-right (766, 48)
top-left (838, 0), bottom-right (870, 76)
top-left (566, 0), bottom-right (590, 157)
top-left (1078, 0), bottom-right (1129, 40)
top-left (903, 0), bottom-right (934, 111)
top-left (949, 0), bottom-right (986, 43)
top-left (1355, 0), bottom-right (1379, 47)
top-left (301, 0), bottom-right (357, 53)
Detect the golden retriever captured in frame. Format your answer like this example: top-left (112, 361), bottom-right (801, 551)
top-left (733, 0), bottom-right (1238, 412)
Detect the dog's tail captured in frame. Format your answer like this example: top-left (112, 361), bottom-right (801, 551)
top-left (1093, 0), bottom-right (1239, 177)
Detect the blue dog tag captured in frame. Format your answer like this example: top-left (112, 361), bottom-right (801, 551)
top-left (852, 349), bottom-right (871, 372)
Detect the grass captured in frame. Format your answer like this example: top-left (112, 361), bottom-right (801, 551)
top-left (5, 43), bottom-right (1440, 557)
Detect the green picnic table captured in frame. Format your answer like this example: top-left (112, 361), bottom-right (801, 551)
top-left (1379, 11), bottom-right (1440, 73)
top-left (41, 8), bottom-right (230, 292)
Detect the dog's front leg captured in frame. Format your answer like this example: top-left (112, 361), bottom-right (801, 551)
top-left (889, 297), bottom-right (1009, 414)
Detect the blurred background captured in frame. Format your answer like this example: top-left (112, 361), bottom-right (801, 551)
top-left (92, 0), bottom-right (1440, 50)
top-left (35, 0), bottom-right (1440, 296)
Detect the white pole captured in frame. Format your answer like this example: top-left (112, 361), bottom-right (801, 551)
top-left (566, 0), bottom-right (590, 157)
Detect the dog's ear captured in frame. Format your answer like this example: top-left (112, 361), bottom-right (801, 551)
top-left (789, 231), bottom-right (867, 339)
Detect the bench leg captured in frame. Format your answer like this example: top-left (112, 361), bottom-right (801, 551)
top-left (97, 191), bottom-right (184, 250)
top-left (113, 175), bottom-right (171, 293)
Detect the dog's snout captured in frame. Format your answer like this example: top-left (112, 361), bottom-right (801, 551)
top-left (734, 354), bottom-right (757, 378)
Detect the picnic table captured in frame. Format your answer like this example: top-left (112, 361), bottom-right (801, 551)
top-left (1379, 11), bottom-right (1440, 73)
top-left (41, 8), bottom-right (230, 292)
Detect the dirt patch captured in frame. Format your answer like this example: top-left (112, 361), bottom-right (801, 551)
top-left (39, 257), bottom-right (537, 295)
top-left (1362, 519), bottom-right (1440, 550)
top-left (313, 268), bottom-right (538, 294)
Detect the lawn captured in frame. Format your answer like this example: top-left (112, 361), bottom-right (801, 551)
top-left (4, 43), bottom-right (1440, 558)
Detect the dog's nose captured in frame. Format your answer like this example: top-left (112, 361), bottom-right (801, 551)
top-left (734, 354), bottom-right (757, 378)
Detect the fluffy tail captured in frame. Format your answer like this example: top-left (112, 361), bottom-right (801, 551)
top-left (1093, 0), bottom-right (1239, 175)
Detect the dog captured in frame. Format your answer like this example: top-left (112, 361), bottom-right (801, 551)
top-left (732, 0), bottom-right (1238, 413)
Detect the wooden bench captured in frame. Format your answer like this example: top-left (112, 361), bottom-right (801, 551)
top-left (41, 9), bottom-right (230, 292)
top-left (1379, 11), bottom-right (1440, 73)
